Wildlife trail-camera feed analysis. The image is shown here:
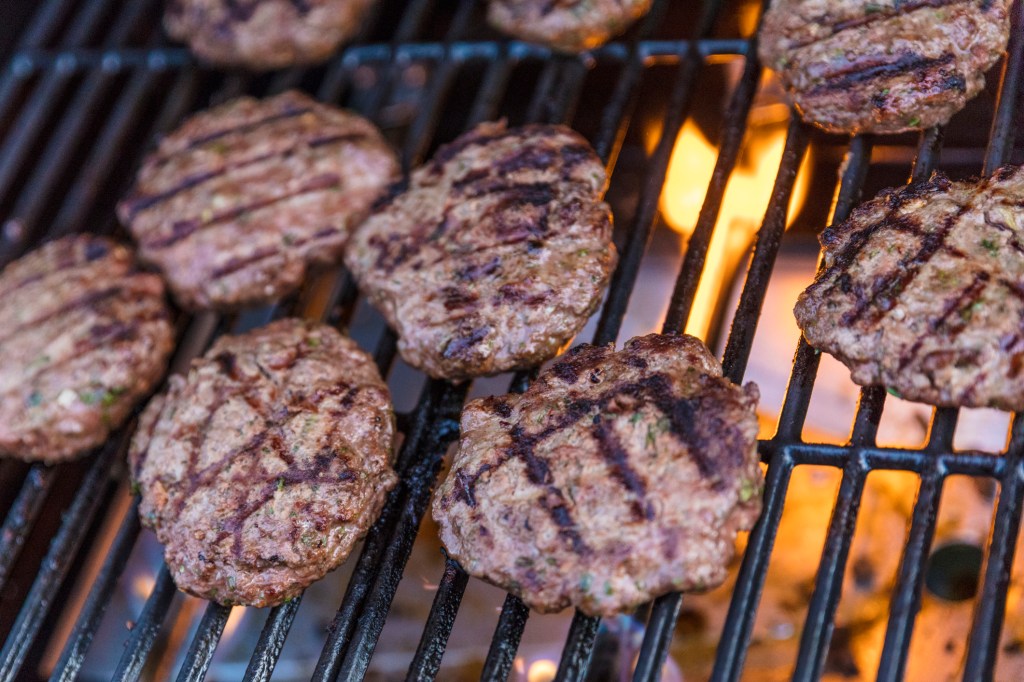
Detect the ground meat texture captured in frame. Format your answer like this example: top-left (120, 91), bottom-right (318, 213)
top-left (119, 90), bottom-right (398, 311)
top-left (487, 0), bottom-right (653, 53)
top-left (165, 0), bottom-right (374, 70)
top-left (129, 318), bottom-right (397, 607)
top-left (795, 165), bottom-right (1024, 410)
top-left (344, 121), bottom-right (617, 381)
top-left (432, 333), bottom-right (763, 617)
top-left (758, 0), bottom-right (1011, 134)
top-left (0, 235), bottom-right (174, 463)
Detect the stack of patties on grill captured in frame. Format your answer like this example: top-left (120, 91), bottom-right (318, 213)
top-left (759, 0), bottom-right (1012, 133)
top-left (796, 165), bottom-right (1024, 410)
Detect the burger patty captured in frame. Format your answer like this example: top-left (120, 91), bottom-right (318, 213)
top-left (432, 334), bottom-right (763, 617)
top-left (344, 121), bottom-right (617, 381)
top-left (487, 0), bottom-right (653, 53)
top-left (119, 90), bottom-right (398, 310)
top-left (130, 318), bottom-right (397, 607)
top-left (165, 0), bottom-right (375, 70)
top-left (0, 235), bottom-right (174, 463)
top-left (795, 165), bottom-right (1024, 410)
top-left (759, 0), bottom-right (1011, 134)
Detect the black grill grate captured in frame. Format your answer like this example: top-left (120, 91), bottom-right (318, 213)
top-left (0, 0), bottom-right (1022, 680)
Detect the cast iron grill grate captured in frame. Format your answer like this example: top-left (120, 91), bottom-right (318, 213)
top-left (0, 0), bottom-right (1021, 680)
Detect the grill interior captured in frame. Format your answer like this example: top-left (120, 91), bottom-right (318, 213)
top-left (1, 0), bottom-right (1024, 680)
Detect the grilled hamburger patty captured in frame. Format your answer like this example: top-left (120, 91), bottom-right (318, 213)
top-left (345, 121), bottom-right (617, 381)
top-left (0, 235), bottom-right (174, 463)
top-left (796, 165), bottom-right (1024, 410)
top-left (759, 0), bottom-right (1011, 134)
top-left (165, 0), bottom-right (374, 70)
top-left (487, 0), bottom-right (653, 53)
top-left (433, 334), bottom-right (763, 617)
top-left (119, 90), bottom-right (398, 310)
top-left (129, 319), bottom-right (397, 607)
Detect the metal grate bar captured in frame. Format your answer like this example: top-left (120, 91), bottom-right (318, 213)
top-left (10, 64), bottom-right (125, 239)
top-left (480, 594), bottom-right (531, 681)
top-left (0, 465), bottom-right (55, 591)
top-left (11, 61), bottom-right (159, 248)
top-left (405, 558), bottom-right (470, 681)
top-left (51, 501), bottom-right (142, 682)
top-left (60, 0), bottom-right (125, 48)
top-left (14, 0), bottom-right (77, 50)
top-left (553, 611), bottom-right (600, 682)
top-left (964, 430), bottom-right (1024, 679)
top-left (875, 466), bottom-right (944, 682)
top-left (0, 437), bottom-right (122, 682)
top-left (0, 69), bottom-right (77, 250)
top-left (791, 457), bottom-right (869, 680)
top-left (174, 603), bottom-right (232, 682)
top-left (110, 564), bottom-right (178, 681)
top-left (774, 121), bottom-right (945, 682)
top-left (591, 44), bottom-right (704, 348)
top-left (719, 118), bottom-right (809, 383)
top-left (242, 596), bottom-right (304, 682)
top-left (770, 135), bottom-right (872, 443)
top-left (710, 451), bottom-right (796, 681)
top-left (661, 48), bottom-right (763, 331)
top-left (708, 131), bottom-right (873, 681)
top-left (54, 66), bottom-right (195, 236)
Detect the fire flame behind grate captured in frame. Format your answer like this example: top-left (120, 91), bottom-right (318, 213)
top-left (0, 0), bottom-right (1022, 680)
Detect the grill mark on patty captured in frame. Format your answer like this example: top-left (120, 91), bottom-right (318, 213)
top-left (160, 105), bottom-right (314, 163)
top-left (442, 325), bottom-right (491, 361)
top-left (0, 286), bottom-right (124, 344)
top-left (897, 271), bottom-right (990, 371)
top-left (173, 376), bottom-right (364, 523)
top-left (209, 226), bottom-right (343, 279)
top-left (841, 204), bottom-right (971, 325)
top-left (452, 373), bottom-right (740, 544)
top-left (591, 418), bottom-right (653, 520)
top-left (805, 51), bottom-right (957, 95)
top-left (815, 51), bottom-right (954, 95)
top-left (123, 133), bottom-right (364, 220)
top-left (142, 173), bottom-right (342, 249)
top-left (372, 182), bottom-right (555, 273)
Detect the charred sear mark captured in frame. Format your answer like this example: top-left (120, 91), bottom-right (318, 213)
top-left (166, 105), bottom-right (312, 162)
top-left (840, 203), bottom-right (970, 325)
top-left (442, 326), bottom-right (491, 360)
top-left (806, 52), bottom-right (956, 95)
top-left (898, 271), bottom-right (990, 371)
top-left (143, 173), bottom-right (341, 249)
top-left (453, 372), bottom-right (748, 547)
top-left (455, 256), bottom-right (501, 282)
top-left (441, 286), bottom-right (479, 311)
top-left (0, 286), bottom-right (124, 344)
top-left (211, 248), bottom-right (280, 279)
top-left (591, 419), bottom-right (653, 520)
top-left (124, 133), bottom-right (364, 219)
